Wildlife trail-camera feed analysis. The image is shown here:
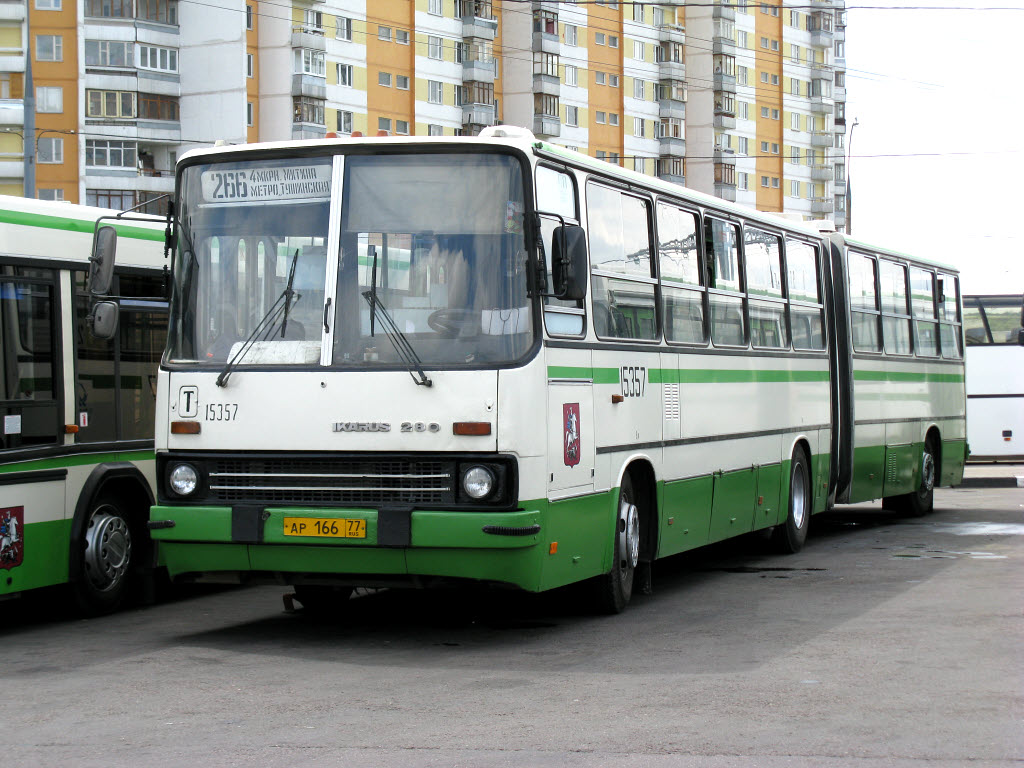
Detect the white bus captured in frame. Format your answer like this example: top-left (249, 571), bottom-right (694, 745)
top-left (96, 128), bottom-right (964, 613)
top-left (0, 196), bottom-right (167, 613)
top-left (962, 294), bottom-right (1024, 460)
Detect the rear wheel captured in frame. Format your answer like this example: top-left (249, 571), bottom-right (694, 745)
top-left (592, 473), bottom-right (641, 614)
top-left (884, 436), bottom-right (937, 517)
top-left (71, 494), bottom-right (136, 615)
top-left (772, 446), bottom-right (811, 554)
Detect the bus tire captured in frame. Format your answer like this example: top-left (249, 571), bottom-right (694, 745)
top-left (884, 435), bottom-right (937, 517)
top-left (592, 473), bottom-right (641, 614)
top-left (293, 585), bottom-right (353, 614)
top-left (773, 446), bottom-right (811, 554)
top-left (71, 493), bottom-right (136, 615)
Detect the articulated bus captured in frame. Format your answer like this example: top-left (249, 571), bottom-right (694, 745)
top-left (962, 294), bottom-right (1024, 460)
top-left (104, 128), bottom-right (964, 613)
top-left (0, 196), bottom-right (167, 613)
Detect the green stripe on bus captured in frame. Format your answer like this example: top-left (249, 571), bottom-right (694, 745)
top-left (0, 208), bottom-right (164, 242)
top-left (854, 371), bottom-right (964, 383)
top-left (549, 366), bottom-right (829, 384)
top-left (547, 365), bottom-right (620, 383)
top-left (0, 449), bottom-right (155, 474)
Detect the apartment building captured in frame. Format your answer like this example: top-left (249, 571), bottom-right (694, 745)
top-left (0, 0), bottom-right (846, 225)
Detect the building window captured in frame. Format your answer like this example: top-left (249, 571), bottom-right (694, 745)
top-left (760, 140), bottom-right (769, 153)
top-left (595, 32), bottom-right (605, 45)
top-left (36, 86), bottom-right (63, 113)
top-left (608, 35), bottom-right (619, 48)
top-left (659, 117), bottom-right (682, 138)
top-left (292, 96), bottom-right (325, 124)
top-left (428, 79), bottom-right (443, 104)
top-left (85, 40), bottom-right (133, 68)
top-left (36, 35), bottom-right (62, 61)
top-left (633, 78), bottom-right (645, 99)
top-left (633, 116), bottom-right (645, 137)
top-left (336, 17), bottom-right (352, 41)
top-left (595, 71), bottom-right (606, 85)
top-left (138, 92), bottom-right (179, 120)
top-left (396, 120), bottom-right (409, 135)
top-left (760, 71), bottom-right (769, 83)
top-left (38, 188), bottom-right (64, 200)
top-left (609, 74), bottom-right (619, 88)
top-left (428, 35), bottom-right (443, 60)
top-left (633, 40), bottom-right (644, 59)
top-left (136, 0), bottom-right (178, 24)
top-left (246, 102), bottom-right (253, 126)
top-left (337, 63), bottom-right (353, 86)
top-left (396, 29), bottom-right (409, 45)
top-left (396, 75), bottom-right (409, 90)
top-left (337, 110), bottom-right (353, 134)
top-left (738, 172), bottom-right (749, 190)
top-left (534, 52), bottom-right (559, 78)
top-left (771, 108), bottom-right (780, 120)
top-left (37, 137), bottom-right (62, 163)
top-left (87, 89), bottom-right (135, 118)
top-left (378, 117), bottom-right (391, 134)
top-left (737, 136), bottom-right (748, 155)
top-left (761, 175), bottom-right (769, 187)
top-left (378, 26), bottom-right (391, 41)
top-left (246, 4), bottom-right (252, 29)
top-left (609, 113), bottom-right (619, 126)
top-left (566, 104), bottom-right (578, 127)
top-left (564, 65), bottom-right (577, 86)
top-left (564, 24), bottom-right (577, 46)
top-left (772, 177), bottom-right (780, 188)
top-left (138, 44), bottom-right (178, 73)
top-left (85, 0), bottom-right (132, 18)
top-left (761, 106), bottom-right (769, 118)
top-left (303, 9), bottom-right (323, 33)
top-left (246, 53), bottom-right (253, 78)
top-left (429, 0), bottom-right (442, 14)
top-left (428, 124), bottom-right (443, 136)
top-left (378, 71), bottom-right (392, 87)
top-left (595, 111), bottom-right (606, 124)
top-left (85, 139), bottom-right (136, 167)
top-left (294, 48), bottom-right (324, 76)
top-left (791, 146), bottom-right (801, 163)
top-left (36, 0), bottom-right (61, 8)
top-left (534, 93), bottom-right (558, 117)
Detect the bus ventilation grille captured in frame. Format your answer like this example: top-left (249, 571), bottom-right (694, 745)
top-left (206, 457), bottom-right (455, 506)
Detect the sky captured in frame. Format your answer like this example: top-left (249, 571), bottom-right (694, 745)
top-left (845, 1), bottom-right (1023, 296)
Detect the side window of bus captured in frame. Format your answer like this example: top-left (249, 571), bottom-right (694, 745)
top-left (705, 217), bottom-right (745, 347)
top-left (656, 202), bottom-right (706, 344)
top-left (74, 272), bottom-right (168, 443)
top-left (0, 265), bottom-right (59, 450)
top-left (587, 182), bottom-right (657, 341)
top-left (936, 274), bottom-right (962, 358)
top-left (878, 260), bottom-right (911, 355)
top-left (849, 251), bottom-right (880, 352)
top-left (536, 166), bottom-right (585, 336)
top-left (786, 239), bottom-right (825, 350)
top-left (910, 267), bottom-right (938, 356)
top-left (744, 226), bottom-right (787, 349)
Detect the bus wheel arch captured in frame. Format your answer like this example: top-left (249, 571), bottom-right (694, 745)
top-left (773, 441), bottom-right (812, 554)
top-left (69, 463), bottom-right (154, 615)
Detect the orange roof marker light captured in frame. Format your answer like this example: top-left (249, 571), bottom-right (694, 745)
top-left (453, 422), bottom-right (491, 436)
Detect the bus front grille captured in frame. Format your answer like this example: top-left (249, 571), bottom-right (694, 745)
top-left (206, 458), bottom-right (456, 506)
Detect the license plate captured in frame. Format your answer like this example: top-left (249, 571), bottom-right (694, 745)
top-left (283, 517), bottom-right (366, 539)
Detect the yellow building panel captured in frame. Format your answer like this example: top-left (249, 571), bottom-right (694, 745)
top-left (0, 133), bottom-right (20, 153)
top-left (0, 183), bottom-right (21, 196)
top-left (0, 24), bottom-right (20, 49)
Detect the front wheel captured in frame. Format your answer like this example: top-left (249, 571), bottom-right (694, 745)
top-left (71, 495), bottom-right (136, 615)
top-left (772, 446), bottom-right (811, 554)
top-left (591, 474), bottom-right (641, 614)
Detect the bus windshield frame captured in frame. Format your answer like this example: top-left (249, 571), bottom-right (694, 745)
top-left (166, 146), bottom-right (538, 373)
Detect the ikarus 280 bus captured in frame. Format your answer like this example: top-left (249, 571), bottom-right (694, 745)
top-left (1, 196), bottom-right (167, 613)
top-left (92, 127), bottom-right (965, 613)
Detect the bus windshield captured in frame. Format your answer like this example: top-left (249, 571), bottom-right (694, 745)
top-left (168, 151), bottom-right (533, 369)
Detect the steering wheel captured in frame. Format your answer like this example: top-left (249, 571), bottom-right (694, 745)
top-left (427, 308), bottom-right (478, 337)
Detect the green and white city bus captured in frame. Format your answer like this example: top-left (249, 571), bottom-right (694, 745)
top-left (1, 196), bottom-right (167, 613)
top-left (107, 127), bottom-right (964, 613)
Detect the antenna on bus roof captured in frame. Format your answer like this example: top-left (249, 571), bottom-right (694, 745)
top-left (479, 125), bottom-right (536, 141)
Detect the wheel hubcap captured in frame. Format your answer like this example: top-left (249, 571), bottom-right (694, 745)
top-left (791, 465), bottom-right (808, 529)
top-left (619, 498), bottom-right (640, 570)
top-left (921, 451), bottom-right (936, 493)
top-left (83, 508), bottom-right (131, 592)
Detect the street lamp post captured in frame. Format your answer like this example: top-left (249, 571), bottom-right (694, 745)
top-left (846, 117), bottom-right (859, 235)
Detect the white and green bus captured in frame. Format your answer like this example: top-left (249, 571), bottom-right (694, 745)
top-left (102, 128), bottom-right (964, 613)
top-left (0, 196), bottom-right (167, 613)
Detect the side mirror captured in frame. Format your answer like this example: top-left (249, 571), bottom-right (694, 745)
top-left (91, 300), bottom-right (119, 340)
top-left (552, 224), bottom-right (588, 301)
top-left (88, 226), bottom-right (118, 296)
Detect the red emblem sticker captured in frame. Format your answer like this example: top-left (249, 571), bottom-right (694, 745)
top-left (0, 506), bottom-right (23, 570)
top-left (563, 403), bottom-right (581, 467)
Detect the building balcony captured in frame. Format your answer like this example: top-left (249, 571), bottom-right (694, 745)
top-left (833, 55), bottom-right (846, 71)
top-left (532, 30), bottom-right (559, 55)
top-left (464, 59), bottom-right (496, 83)
top-left (714, 148), bottom-right (736, 166)
top-left (713, 73), bottom-right (736, 94)
top-left (292, 74), bottom-right (326, 100)
top-left (292, 28), bottom-right (327, 51)
top-left (834, 116), bottom-right (846, 133)
top-left (810, 28), bottom-right (834, 48)
top-left (0, 159), bottom-right (23, 179)
top-left (809, 0), bottom-right (833, 7)
top-left (713, 3), bottom-right (735, 21)
top-left (659, 60), bottom-right (686, 81)
top-left (714, 111), bottom-right (736, 130)
top-left (658, 24), bottom-right (685, 45)
top-left (811, 163), bottom-right (833, 181)
top-left (0, 52), bottom-right (24, 73)
top-left (659, 171), bottom-right (685, 187)
top-left (292, 122), bottom-right (326, 140)
top-left (712, 37), bottom-right (736, 55)
top-left (809, 95), bottom-right (833, 114)
top-left (715, 182), bottom-right (737, 202)
top-left (811, 197), bottom-right (834, 214)
top-left (463, 102), bottom-right (495, 128)
top-left (659, 136), bottom-right (685, 157)
top-left (462, 14), bottom-right (497, 41)
top-left (0, 2), bottom-right (25, 21)
top-left (0, 98), bottom-right (23, 126)
top-left (532, 72), bottom-right (559, 96)
top-left (533, 114), bottom-right (560, 138)
top-left (810, 130), bottom-right (832, 147)
top-left (659, 98), bottom-right (686, 121)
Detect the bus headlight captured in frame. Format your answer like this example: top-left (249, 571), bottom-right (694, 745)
top-left (169, 463), bottom-right (199, 496)
top-left (461, 466), bottom-right (495, 500)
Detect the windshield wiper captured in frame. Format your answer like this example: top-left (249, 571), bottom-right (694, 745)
top-left (362, 246), bottom-right (431, 387)
top-left (216, 249), bottom-right (301, 388)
